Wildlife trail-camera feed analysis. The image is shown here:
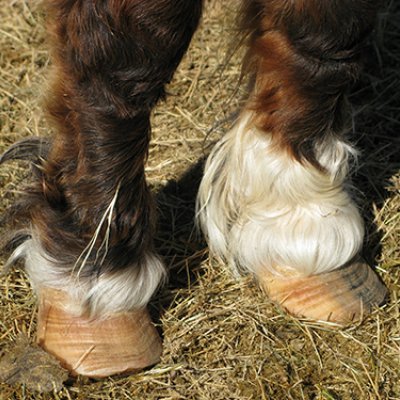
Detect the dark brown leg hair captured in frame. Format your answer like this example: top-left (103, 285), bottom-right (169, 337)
top-left (241, 0), bottom-right (380, 167)
top-left (2, 0), bottom-right (202, 309)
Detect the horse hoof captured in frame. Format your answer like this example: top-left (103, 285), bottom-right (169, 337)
top-left (36, 288), bottom-right (162, 377)
top-left (258, 261), bottom-right (387, 323)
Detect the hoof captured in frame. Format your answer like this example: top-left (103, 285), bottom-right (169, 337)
top-left (259, 261), bottom-right (387, 323)
top-left (37, 288), bottom-right (162, 377)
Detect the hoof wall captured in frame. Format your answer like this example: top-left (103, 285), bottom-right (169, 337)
top-left (37, 289), bottom-right (162, 377)
top-left (259, 261), bottom-right (387, 323)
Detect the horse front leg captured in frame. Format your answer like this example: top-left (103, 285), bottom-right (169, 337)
top-left (197, 0), bottom-right (387, 322)
top-left (3, 0), bottom-right (202, 377)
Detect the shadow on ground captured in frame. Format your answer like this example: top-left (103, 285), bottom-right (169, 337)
top-left (149, 158), bottom-right (209, 327)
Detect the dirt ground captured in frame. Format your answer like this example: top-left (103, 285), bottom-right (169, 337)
top-left (0, 0), bottom-right (399, 399)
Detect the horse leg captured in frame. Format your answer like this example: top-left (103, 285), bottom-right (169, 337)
top-left (197, 0), bottom-right (387, 323)
top-left (3, 0), bottom-right (202, 377)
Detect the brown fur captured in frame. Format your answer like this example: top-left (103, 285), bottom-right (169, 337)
top-left (240, 0), bottom-right (380, 166)
top-left (3, 0), bottom-right (202, 279)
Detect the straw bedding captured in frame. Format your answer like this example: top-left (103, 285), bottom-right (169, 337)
top-left (0, 0), bottom-right (399, 398)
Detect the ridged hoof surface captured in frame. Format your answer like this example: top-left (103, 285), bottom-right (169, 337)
top-left (36, 289), bottom-right (162, 377)
top-left (259, 261), bottom-right (387, 323)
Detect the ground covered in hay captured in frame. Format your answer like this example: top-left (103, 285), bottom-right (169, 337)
top-left (0, 1), bottom-right (399, 399)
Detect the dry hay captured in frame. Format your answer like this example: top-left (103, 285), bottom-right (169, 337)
top-left (0, 0), bottom-right (399, 399)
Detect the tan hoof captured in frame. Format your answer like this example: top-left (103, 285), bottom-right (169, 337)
top-left (259, 261), bottom-right (387, 323)
top-left (36, 288), bottom-right (162, 377)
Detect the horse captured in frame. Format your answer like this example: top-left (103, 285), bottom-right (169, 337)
top-left (0, 0), bottom-right (387, 377)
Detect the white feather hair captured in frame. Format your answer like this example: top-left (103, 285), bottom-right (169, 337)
top-left (197, 112), bottom-right (364, 278)
top-left (7, 232), bottom-right (166, 317)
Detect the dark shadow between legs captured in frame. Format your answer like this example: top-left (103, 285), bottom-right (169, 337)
top-left (350, 0), bottom-right (400, 272)
top-left (148, 157), bottom-right (209, 330)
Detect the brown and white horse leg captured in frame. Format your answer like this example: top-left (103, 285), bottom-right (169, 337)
top-left (3, 0), bottom-right (202, 377)
top-left (197, 0), bottom-right (387, 323)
